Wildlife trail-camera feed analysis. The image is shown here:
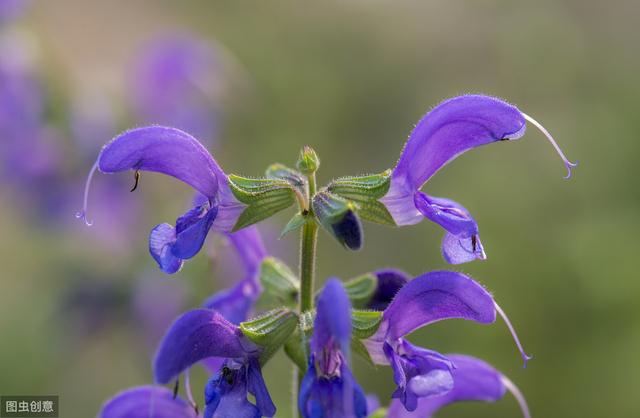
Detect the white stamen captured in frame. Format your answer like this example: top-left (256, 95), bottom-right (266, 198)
top-left (501, 375), bottom-right (532, 418)
top-left (75, 160), bottom-right (98, 226)
top-left (184, 369), bottom-right (197, 411)
top-left (522, 112), bottom-right (578, 179)
top-left (495, 302), bottom-right (533, 368)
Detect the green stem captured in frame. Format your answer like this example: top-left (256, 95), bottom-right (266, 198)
top-left (299, 172), bottom-right (318, 313)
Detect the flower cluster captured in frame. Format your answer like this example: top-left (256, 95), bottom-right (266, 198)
top-left (83, 94), bottom-right (575, 417)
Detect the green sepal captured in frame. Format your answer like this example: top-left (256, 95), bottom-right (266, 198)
top-left (240, 308), bottom-right (298, 364)
top-left (284, 329), bottom-right (308, 371)
top-left (280, 212), bottom-right (309, 238)
top-left (351, 337), bottom-right (376, 368)
top-left (351, 309), bottom-right (383, 339)
top-left (328, 170), bottom-right (396, 226)
top-left (284, 310), bottom-right (314, 371)
top-left (343, 274), bottom-right (377, 309)
top-left (265, 163), bottom-right (307, 196)
top-left (228, 174), bottom-right (296, 231)
top-left (312, 190), bottom-right (363, 250)
top-left (257, 257), bottom-right (299, 309)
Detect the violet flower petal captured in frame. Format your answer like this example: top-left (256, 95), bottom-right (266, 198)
top-left (386, 355), bottom-right (511, 418)
top-left (149, 223), bottom-right (184, 274)
top-left (202, 279), bottom-right (258, 325)
top-left (154, 309), bottom-right (247, 384)
top-left (98, 126), bottom-right (223, 197)
top-left (381, 95), bottom-right (525, 227)
top-left (413, 192), bottom-right (478, 238)
top-left (298, 361), bottom-right (368, 418)
top-left (383, 271), bottom-right (495, 340)
top-left (385, 340), bottom-right (454, 411)
top-left (171, 204), bottom-right (218, 259)
top-left (367, 269), bottom-right (411, 311)
top-left (394, 95), bottom-right (525, 192)
top-left (227, 226), bottom-right (268, 275)
top-left (311, 278), bottom-right (352, 357)
top-left (246, 358), bottom-right (277, 417)
top-left (98, 386), bottom-right (196, 418)
top-left (441, 232), bottom-right (486, 264)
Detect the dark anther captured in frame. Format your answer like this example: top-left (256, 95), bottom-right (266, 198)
top-left (499, 137), bottom-right (509, 141)
top-left (302, 209), bottom-right (309, 216)
top-left (193, 404), bottom-right (199, 416)
top-left (222, 366), bottom-right (234, 385)
top-left (471, 235), bottom-right (477, 252)
top-left (130, 170), bottom-right (141, 192)
top-left (173, 378), bottom-right (180, 399)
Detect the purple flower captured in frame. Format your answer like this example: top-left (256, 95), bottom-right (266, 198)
top-left (77, 126), bottom-right (245, 273)
top-left (386, 355), bottom-right (530, 418)
top-left (364, 271), bottom-right (531, 411)
top-left (365, 269), bottom-right (410, 311)
top-left (203, 226), bottom-right (267, 325)
top-left (98, 386), bottom-right (199, 418)
top-left (299, 279), bottom-right (367, 418)
top-left (153, 309), bottom-right (275, 417)
top-left (380, 94), bottom-right (576, 264)
top-left (0, 0), bottom-right (30, 24)
top-left (204, 357), bottom-right (273, 418)
top-left (129, 33), bottom-right (221, 143)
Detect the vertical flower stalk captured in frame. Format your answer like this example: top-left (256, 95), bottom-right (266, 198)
top-left (298, 146), bottom-right (320, 313)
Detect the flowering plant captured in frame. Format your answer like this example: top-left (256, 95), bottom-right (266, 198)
top-left (81, 94), bottom-right (575, 417)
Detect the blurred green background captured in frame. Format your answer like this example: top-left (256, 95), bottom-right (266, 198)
top-left (1, 0), bottom-right (639, 417)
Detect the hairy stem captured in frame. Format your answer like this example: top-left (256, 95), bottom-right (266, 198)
top-left (299, 172), bottom-right (318, 312)
top-left (296, 172), bottom-right (318, 417)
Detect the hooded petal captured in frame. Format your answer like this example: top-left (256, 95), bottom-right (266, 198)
top-left (312, 278), bottom-right (352, 357)
top-left (98, 126), bottom-right (223, 197)
top-left (98, 386), bottom-right (196, 418)
top-left (381, 95), bottom-right (525, 226)
top-left (367, 269), bottom-right (410, 311)
top-left (386, 355), bottom-right (510, 418)
top-left (382, 271), bottom-right (495, 340)
top-left (154, 309), bottom-right (247, 384)
top-left (393, 95), bottom-right (525, 192)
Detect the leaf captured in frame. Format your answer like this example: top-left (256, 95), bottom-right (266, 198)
top-left (328, 170), bottom-right (396, 226)
top-left (240, 308), bottom-right (298, 364)
top-left (280, 213), bottom-right (309, 238)
top-left (228, 174), bottom-right (296, 231)
top-left (351, 309), bottom-right (383, 339)
top-left (258, 257), bottom-right (299, 308)
top-left (343, 274), bottom-right (377, 309)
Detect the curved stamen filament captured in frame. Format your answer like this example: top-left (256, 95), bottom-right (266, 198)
top-left (184, 368), bottom-right (198, 414)
top-left (522, 112), bottom-right (578, 179)
top-left (495, 302), bottom-right (533, 368)
top-left (501, 375), bottom-right (532, 418)
top-left (75, 161), bottom-right (98, 226)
